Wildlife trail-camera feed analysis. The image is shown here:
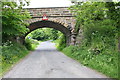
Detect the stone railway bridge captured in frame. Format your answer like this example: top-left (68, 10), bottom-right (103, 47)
top-left (24, 7), bottom-right (78, 45)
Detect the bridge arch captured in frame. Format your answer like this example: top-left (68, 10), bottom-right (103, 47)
top-left (25, 20), bottom-right (72, 45)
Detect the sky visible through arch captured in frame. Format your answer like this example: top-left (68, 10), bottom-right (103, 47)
top-left (24, 0), bottom-right (73, 8)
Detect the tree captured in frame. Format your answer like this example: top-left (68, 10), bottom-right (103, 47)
top-left (2, 0), bottom-right (31, 42)
top-left (105, 2), bottom-right (120, 51)
top-left (69, 1), bottom-right (120, 52)
top-left (27, 28), bottom-right (61, 41)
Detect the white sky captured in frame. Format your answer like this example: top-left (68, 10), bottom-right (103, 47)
top-left (24, 0), bottom-right (73, 8)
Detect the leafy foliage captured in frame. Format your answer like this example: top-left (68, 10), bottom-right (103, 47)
top-left (27, 28), bottom-right (61, 41)
top-left (1, 0), bottom-right (32, 77)
top-left (24, 38), bottom-right (39, 50)
top-left (64, 1), bottom-right (120, 78)
top-left (1, 41), bottom-right (29, 76)
top-left (56, 34), bottom-right (66, 51)
top-left (69, 1), bottom-right (119, 58)
top-left (27, 28), bottom-right (67, 51)
top-left (62, 46), bottom-right (118, 78)
top-left (2, 1), bottom-right (31, 41)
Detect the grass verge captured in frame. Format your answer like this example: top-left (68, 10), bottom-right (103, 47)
top-left (0, 42), bottom-right (29, 77)
top-left (24, 38), bottom-right (40, 50)
top-left (62, 45), bottom-right (118, 79)
top-left (0, 40), bottom-right (39, 77)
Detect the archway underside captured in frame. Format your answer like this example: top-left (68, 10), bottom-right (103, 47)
top-left (25, 20), bottom-right (72, 45)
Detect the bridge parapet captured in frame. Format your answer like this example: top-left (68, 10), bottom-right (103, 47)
top-left (26, 7), bottom-right (73, 17)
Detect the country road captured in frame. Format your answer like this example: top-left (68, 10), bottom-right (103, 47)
top-left (3, 41), bottom-right (107, 78)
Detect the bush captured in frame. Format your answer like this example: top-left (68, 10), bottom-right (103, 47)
top-left (62, 46), bottom-right (118, 78)
top-left (24, 38), bottom-right (33, 50)
top-left (1, 41), bottom-right (29, 76)
top-left (24, 38), bottom-right (39, 50)
top-left (65, 2), bottom-right (119, 79)
top-left (56, 35), bottom-right (66, 51)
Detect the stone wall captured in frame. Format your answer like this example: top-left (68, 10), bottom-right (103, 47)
top-left (75, 29), bottom-right (83, 45)
top-left (26, 7), bottom-right (73, 17)
top-left (26, 7), bottom-right (76, 30)
top-left (25, 7), bottom-right (78, 45)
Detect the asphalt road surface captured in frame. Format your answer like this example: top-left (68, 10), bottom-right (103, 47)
top-left (4, 41), bottom-right (107, 78)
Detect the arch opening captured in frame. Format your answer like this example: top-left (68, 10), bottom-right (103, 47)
top-left (25, 20), bottom-right (72, 45)
top-left (26, 28), bottom-right (64, 41)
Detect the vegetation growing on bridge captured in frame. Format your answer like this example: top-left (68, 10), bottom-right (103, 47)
top-left (61, 1), bottom-right (120, 78)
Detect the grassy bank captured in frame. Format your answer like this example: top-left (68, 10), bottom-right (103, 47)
top-left (0, 39), bottom-right (39, 77)
top-left (54, 34), bottom-right (66, 51)
top-left (24, 38), bottom-right (40, 51)
top-left (54, 30), bottom-right (118, 78)
top-left (0, 42), bottom-right (29, 76)
top-left (62, 45), bottom-right (118, 78)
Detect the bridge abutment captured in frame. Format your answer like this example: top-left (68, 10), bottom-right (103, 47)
top-left (69, 33), bottom-right (77, 45)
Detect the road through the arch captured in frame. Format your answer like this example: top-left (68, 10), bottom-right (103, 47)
top-left (4, 41), bottom-right (107, 78)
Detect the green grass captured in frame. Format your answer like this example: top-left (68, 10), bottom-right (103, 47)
top-left (0, 42), bottom-right (29, 77)
top-left (0, 40), bottom-right (40, 77)
top-left (62, 45), bottom-right (118, 78)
